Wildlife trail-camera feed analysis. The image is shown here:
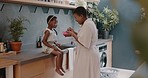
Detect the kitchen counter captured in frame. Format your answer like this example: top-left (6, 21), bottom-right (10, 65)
top-left (97, 38), bottom-right (113, 45)
top-left (3, 49), bottom-right (54, 65)
top-left (0, 44), bottom-right (74, 78)
top-left (0, 39), bottom-right (112, 78)
top-left (0, 59), bottom-right (17, 68)
top-left (1, 46), bottom-right (54, 65)
top-left (1, 43), bottom-right (76, 65)
top-left (1, 39), bottom-right (112, 65)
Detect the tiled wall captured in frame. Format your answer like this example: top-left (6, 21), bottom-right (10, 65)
top-left (0, 2), bottom-right (79, 46)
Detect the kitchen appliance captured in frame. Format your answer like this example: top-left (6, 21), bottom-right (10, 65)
top-left (96, 43), bottom-right (109, 67)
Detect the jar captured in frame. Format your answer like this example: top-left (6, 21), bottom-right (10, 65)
top-left (0, 42), bottom-right (4, 52)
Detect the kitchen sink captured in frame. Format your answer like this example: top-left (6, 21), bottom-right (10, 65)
top-left (59, 43), bottom-right (75, 50)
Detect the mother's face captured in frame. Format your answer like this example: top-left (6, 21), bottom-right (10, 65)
top-left (73, 13), bottom-right (84, 25)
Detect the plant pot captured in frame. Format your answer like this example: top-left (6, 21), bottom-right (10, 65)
top-left (97, 22), bottom-right (103, 39)
top-left (10, 42), bottom-right (22, 53)
top-left (102, 31), bottom-right (109, 39)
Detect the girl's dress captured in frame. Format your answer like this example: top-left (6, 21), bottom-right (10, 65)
top-left (42, 28), bottom-right (57, 54)
top-left (73, 19), bottom-right (100, 78)
top-left (42, 28), bottom-right (69, 54)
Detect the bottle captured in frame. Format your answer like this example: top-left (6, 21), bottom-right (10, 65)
top-left (36, 37), bottom-right (38, 48)
top-left (36, 36), bottom-right (42, 48)
top-left (39, 36), bottom-right (42, 48)
top-left (5, 40), bottom-right (11, 52)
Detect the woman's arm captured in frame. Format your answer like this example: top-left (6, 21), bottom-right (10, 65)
top-left (67, 27), bottom-right (85, 47)
top-left (67, 30), bottom-right (84, 47)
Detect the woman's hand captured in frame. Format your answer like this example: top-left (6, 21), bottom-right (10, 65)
top-left (67, 27), bottom-right (74, 32)
top-left (66, 27), bottom-right (78, 42)
top-left (66, 30), bottom-right (75, 37)
top-left (67, 27), bottom-right (77, 36)
top-left (63, 27), bottom-right (75, 37)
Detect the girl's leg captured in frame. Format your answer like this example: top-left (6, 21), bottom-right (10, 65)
top-left (59, 52), bottom-right (65, 73)
top-left (51, 51), bottom-right (64, 76)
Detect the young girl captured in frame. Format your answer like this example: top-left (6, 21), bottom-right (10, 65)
top-left (42, 15), bottom-right (65, 76)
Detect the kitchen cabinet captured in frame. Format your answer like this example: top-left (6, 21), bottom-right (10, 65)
top-left (0, 59), bottom-right (17, 78)
top-left (14, 53), bottom-right (68, 78)
top-left (14, 59), bottom-right (44, 78)
top-left (31, 74), bottom-right (44, 78)
top-left (106, 40), bottom-right (112, 67)
top-left (0, 0), bottom-right (76, 9)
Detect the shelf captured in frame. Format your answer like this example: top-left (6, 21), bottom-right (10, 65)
top-left (0, 0), bottom-right (76, 9)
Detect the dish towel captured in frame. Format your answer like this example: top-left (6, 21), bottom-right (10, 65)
top-left (68, 47), bottom-right (75, 70)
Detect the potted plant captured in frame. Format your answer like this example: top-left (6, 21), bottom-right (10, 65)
top-left (99, 6), bottom-right (119, 39)
top-left (8, 16), bottom-right (29, 53)
top-left (87, 3), bottom-right (119, 39)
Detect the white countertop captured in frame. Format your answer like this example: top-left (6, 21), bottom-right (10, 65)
top-left (97, 39), bottom-right (113, 45)
top-left (115, 68), bottom-right (135, 78)
top-left (101, 67), bottom-right (135, 78)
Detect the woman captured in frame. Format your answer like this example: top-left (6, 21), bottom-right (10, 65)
top-left (66, 6), bottom-right (100, 78)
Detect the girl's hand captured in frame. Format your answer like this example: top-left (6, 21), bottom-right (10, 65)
top-left (56, 43), bottom-right (61, 47)
top-left (52, 46), bottom-right (58, 51)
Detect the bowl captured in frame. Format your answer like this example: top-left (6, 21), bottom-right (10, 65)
top-left (63, 31), bottom-right (71, 37)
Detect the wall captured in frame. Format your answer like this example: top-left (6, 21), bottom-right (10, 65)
top-left (0, 2), bottom-right (78, 47)
top-left (99, 0), bottom-right (141, 70)
top-left (0, 0), bottom-right (142, 70)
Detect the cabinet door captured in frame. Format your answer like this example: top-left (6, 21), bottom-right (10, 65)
top-left (62, 53), bottom-right (67, 69)
top-left (21, 60), bottom-right (45, 78)
top-left (106, 41), bottom-right (112, 67)
top-left (43, 58), bottom-right (55, 78)
top-left (14, 56), bottom-right (69, 78)
top-left (31, 73), bottom-right (44, 78)
top-left (43, 53), bottom-right (68, 78)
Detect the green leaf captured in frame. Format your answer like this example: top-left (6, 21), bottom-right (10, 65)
top-left (8, 16), bottom-right (30, 42)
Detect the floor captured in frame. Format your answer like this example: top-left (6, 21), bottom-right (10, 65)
top-left (55, 68), bottom-right (135, 78)
top-left (54, 70), bottom-right (73, 78)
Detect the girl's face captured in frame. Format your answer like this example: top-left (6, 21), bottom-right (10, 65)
top-left (49, 18), bottom-right (58, 28)
top-left (73, 13), bottom-right (85, 25)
